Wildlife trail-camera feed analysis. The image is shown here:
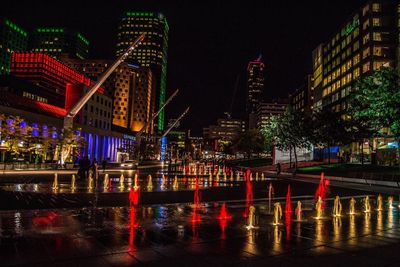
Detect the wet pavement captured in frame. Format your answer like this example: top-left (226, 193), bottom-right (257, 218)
top-left (1, 194), bottom-right (400, 267)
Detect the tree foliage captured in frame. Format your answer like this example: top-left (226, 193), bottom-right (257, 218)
top-left (349, 67), bottom-right (400, 139)
top-left (235, 129), bottom-right (266, 158)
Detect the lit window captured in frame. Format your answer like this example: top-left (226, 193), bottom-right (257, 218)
top-left (372, 18), bottom-right (381, 27)
top-left (373, 32), bottom-right (382, 41)
top-left (362, 62), bottom-right (370, 73)
top-left (372, 3), bottom-right (381, 12)
top-left (362, 47), bottom-right (370, 59)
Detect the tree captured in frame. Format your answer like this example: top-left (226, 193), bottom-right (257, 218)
top-left (349, 67), bottom-right (400, 167)
top-left (311, 108), bottom-right (353, 164)
top-left (235, 129), bottom-right (267, 158)
top-left (262, 108), bottom-right (312, 169)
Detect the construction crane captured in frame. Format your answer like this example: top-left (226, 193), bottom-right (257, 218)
top-left (63, 34), bottom-right (145, 130)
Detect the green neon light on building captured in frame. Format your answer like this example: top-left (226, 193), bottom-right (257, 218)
top-left (36, 28), bottom-right (64, 33)
top-left (341, 19), bottom-right (359, 37)
top-left (5, 19), bottom-right (28, 37)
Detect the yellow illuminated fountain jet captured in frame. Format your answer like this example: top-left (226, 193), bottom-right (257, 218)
top-left (376, 194), bottom-right (383, 211)
top-left (364, 196), bottom-right (371, 213)
top-left (388, 196), bottom-right (394, 209)
top-left (333, 195), bottom-right (342, 217)
top-left (147, 175), bottom-right (153, 191)
top-left (236, 172), bottom-right (240, 181)
top-left (223, 172), bottom-right (227, 181)
top-left (245, 205), bottom-right (258, 230)
top-left (261, 173), bottom-right (265, 180)
top-left (119, 174), bottom-right (125, 190)
top-left (52, 173), bottom-right (59, 190)
top-left (272, 202), bottom-right (283, 225)
top-left (295, 201), bottom-right (303, 221)
top-left (173, 175), bottom-right (179, 190)
top-left (255, 172), bottom-right (259, 181)
top-left (70, 174), bottom-right (76, 191)
top-left (133, 173), bottom-right (139, 190)
top-left (103, 173), bottom-right (109, 191)
top-left (349, 197), bottom-right (357, 215)
top-left (88, 171), bottom-right (94, 191)
top-left (230, 172), bottom-right (234, 181)
top-left (315, 196), bottom-right (324, 219)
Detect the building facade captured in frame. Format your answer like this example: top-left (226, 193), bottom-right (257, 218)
top-left (62, 58), bottom-right (155, 134)
top-left (289, 75), bottom-right (314, 114)
top-left (30, 28), bottom-right (90, 59)
top-left (256, 100), bottom-right (288, 130)
top-left (0, 19), bottom-right (28, 75)
top-left (247, 55), bottom-right (265, 129)
top-left (0, 52), bottom-right (132, 162)
top-left (312, 0), bottom-right (398, 115)
top-left (203, 118), bottom-right (246, 142)
top-left (116, 12), bottom-right (169, 132)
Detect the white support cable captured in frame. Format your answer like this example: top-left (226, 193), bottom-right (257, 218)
top-left (64, 34), bottom-right (145, 129)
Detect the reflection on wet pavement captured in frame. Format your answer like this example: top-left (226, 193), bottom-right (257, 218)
top-left (1, 196), bottom-right (399, 266)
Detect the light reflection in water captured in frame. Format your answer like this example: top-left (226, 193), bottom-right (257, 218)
top-left (272, 225), bottom-right (282, 253)
top-left (243, 229), bottom-right (258, 256)
top-left (314, 220), bottom-right (324, 245)
top-left (387, 208), bottom-right (394, 229)
top-left (332, 216), bottom-right (342, 243)
top-left (348, 214), bottom-right (357, 246)
top-left (363, 212), bottom-right (371, 235)
top-left (376, 211), bottom-right (383, 230)
top-left (14, 212), bottom-right (22, 235)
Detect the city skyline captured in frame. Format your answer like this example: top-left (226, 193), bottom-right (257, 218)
top-left (2, 0), bottom-right (366, 134)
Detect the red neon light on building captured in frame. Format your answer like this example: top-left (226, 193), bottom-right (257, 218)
top-left (10, 52), bottom-right (104, 94)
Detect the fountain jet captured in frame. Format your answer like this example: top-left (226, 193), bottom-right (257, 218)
top-left (243, 169), bottom-right (253, 218)
top-left (129, 186), bottom-right (140, 207)
top-left (173, 175), bottom-right (179, 190)
top-left (147, 175), bottom-right (153, 191)
top-left (377, 194), bottom-right (383, 211)
top-left (364, 196), bottom-right (371, 213)
top-left (71, 174), bottom-right (76, 191)
top-left (315, 172), bottom-right (330, 207)
top-left (119, 174), bottom-right (125, 189)
top-left (52, 173), bottom-right (59, 190)
top-left (295, 201), bottom-right (303, 221)
top-left (285, 184), bottom-right (292, 214)
top-left (315, 196), bottom-right (323, 219)
top-left (333, 195), bottom-right (342, 217)
top-left (349, 197), bottom-right (357, 215)
top-left (268, 182), bottom-right (274, 213)
top-left (388, 196), bottom-right (394, 209)
top-left (273, 202), bottom-right (283, 225)
top-left (245, 205), bottom-right (257, 230)
top-left (218, 203), bottom-right (232, 220)
top-left (103, 174), bottom-right (109, 191)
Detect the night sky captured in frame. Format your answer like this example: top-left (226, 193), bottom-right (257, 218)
top-left (3, 0), bottom-right (366, 134)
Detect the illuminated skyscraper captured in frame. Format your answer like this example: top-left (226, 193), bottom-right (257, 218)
top-left (116, 12), bottom-right (169, 133)
top-left (247, 55), bottom-right (265, 128)
top-left (312, 0), bottom-right (397, 113)
top-left (62, 58), bottom-right (155, 134)
top-left (30, 27), bottom-right (90, 59)
top-left (0, 18), bottom-right (28, 74)
top-left (247, 55), bottom-right (265, 113)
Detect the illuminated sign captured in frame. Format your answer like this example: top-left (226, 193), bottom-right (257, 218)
top-left (123, 134), bottom-right (136, 141)
top-left (341, 19), bottom-right (359, 37)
